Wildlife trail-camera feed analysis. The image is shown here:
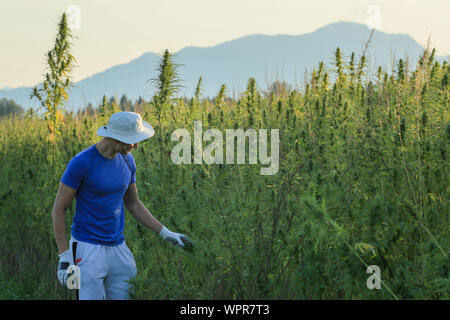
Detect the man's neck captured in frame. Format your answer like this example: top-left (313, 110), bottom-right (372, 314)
top-left (95, 139), bottom-right (117, 159)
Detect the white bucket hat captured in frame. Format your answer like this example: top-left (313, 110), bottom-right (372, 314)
top-left (97, 111), bottom-right (155, 144)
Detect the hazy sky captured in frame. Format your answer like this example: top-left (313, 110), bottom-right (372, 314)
top-left (0, 0), bottom-right (448, 88)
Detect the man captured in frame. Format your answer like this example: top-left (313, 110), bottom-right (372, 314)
top-left (53, 111), bottom-right (193, 300)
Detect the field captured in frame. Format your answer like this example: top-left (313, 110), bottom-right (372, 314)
top-left (0, 35), bottom-right (449, 299)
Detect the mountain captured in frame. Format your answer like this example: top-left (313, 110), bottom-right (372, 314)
top-left (0, 21), bottom-right (439, 111)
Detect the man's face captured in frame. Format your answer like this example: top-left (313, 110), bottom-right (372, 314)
top-left (115, 139), bottom-right (138, 155)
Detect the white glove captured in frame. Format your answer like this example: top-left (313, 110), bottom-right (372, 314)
top-left (57, 249), bottom-right (74, 288)
top-left (159, 226), bottom-right (194, 249)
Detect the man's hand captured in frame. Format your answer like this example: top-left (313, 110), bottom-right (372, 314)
top-left (159, 226), bottom-right (195, 251)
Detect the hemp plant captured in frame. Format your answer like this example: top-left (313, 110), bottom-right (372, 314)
top-left (30, 11), bottom-right (77, 189)
top-left (148, 50), bottom-right (183, 213)
top-left (30, 12), bottom-right (77, 144)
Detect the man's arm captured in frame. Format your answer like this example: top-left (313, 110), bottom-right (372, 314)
top-left (52, 182), bottom-right (76, 254)
top-left (123, 183), bottom-right (163, 234)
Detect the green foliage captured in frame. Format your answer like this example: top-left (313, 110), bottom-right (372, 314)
top-left (0, 37), bottom-right (449, 300)
top-left (30, 12), bottom-right (76, 143)
top-left (150, 49), bottom-right (183, 113)
top-left (195, 76), bottom-right (203, 101)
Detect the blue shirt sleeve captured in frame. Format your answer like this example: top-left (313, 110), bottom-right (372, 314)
top-left (61, 156), bottom-right (87, 190)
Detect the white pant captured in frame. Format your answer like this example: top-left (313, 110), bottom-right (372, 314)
top-left (69, 237), bottom-right (137, 300)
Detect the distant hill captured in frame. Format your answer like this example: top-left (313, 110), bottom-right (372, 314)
top-left (0, 21), bottom-right (441, 111)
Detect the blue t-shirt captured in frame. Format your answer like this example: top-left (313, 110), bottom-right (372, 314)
top-left (60, 144), bottom-right (136, 245)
